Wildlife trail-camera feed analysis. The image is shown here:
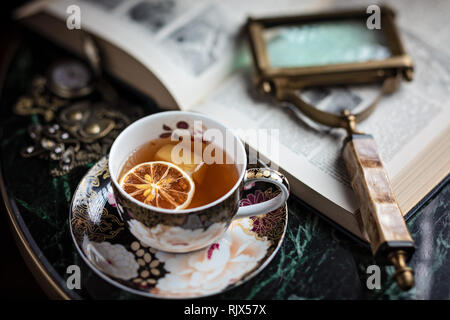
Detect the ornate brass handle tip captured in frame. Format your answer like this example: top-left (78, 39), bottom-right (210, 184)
top-left (389, 250), bottom-right (414, 291)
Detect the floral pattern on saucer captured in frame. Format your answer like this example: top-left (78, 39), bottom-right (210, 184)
top-left (151, 219), bottom-right (271, 297)
top-left (70, 156), bottom-right (288, 298)
top-left (82, 236), bottom-right (139, 280)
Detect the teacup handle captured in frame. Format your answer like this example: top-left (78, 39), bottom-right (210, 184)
top-left (234, 168), bottom-right (290, 219)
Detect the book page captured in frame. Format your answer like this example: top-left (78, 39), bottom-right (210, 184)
top-left (42, 0), bottom-right (329, 110)
top-left (193, 1), bottom-right (450, 214)
top-left (332, 0), bottom-right (450, 56)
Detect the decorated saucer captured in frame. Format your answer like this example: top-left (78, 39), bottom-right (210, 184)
top-left (70, 157), bottom-right (288, 299)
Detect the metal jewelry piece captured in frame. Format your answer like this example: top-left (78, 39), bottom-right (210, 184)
top-left (15, 35), bottom-right (143, 176)
top-left (19, 98), bottom-right (139, 176)
top-left (13, 76), bottom-right (66, 122)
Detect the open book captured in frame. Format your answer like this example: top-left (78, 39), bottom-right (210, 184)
top-left (18, 0), bottom-right (450, 241)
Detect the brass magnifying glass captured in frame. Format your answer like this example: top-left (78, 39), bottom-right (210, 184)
top-left (247, 6), bottom-right (415, 290)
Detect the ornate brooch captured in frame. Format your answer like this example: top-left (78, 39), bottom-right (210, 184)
top-left (14, 60), bottom-right (144, 176)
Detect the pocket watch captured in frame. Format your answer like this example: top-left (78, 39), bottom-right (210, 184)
top-left (47, 59), bottom-right (95, 99)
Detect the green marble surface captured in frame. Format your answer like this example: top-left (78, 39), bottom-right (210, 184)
top-left (1, 33), bottom-right (449, 300)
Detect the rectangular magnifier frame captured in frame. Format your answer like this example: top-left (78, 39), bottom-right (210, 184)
top-left (247, 5), bottom-right (414, 89)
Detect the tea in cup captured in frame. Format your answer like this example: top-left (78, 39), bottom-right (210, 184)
top-left (108, 111), bottom-right (289, 253)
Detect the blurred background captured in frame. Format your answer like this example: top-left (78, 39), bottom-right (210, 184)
top-left (0, 0), bottom-right (47, 300)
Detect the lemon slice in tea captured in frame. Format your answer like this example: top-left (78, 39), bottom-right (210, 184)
top-left (119, 161), bottom-right (195, 210)
top-left (154, 143), bottom-right (208, 184)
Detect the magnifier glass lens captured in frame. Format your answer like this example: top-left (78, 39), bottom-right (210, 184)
top-left (263, 20), bottom-right (391, 68)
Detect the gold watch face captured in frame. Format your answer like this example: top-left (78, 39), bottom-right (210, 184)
top-left (47, 60), bottom-right (94, 99)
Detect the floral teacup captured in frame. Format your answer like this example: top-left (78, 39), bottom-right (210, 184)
top-left (108, 111), bottom-right (289, 253)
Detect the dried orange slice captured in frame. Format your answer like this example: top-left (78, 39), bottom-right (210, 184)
top-left (119, 161), bottom-right (195, 210)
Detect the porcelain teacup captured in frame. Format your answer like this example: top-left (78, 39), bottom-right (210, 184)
top-left (108, 111), bottom-right (289, 253)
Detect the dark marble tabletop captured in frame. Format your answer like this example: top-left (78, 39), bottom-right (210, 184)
top-left (1, 31), bottom-right (449, 300)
